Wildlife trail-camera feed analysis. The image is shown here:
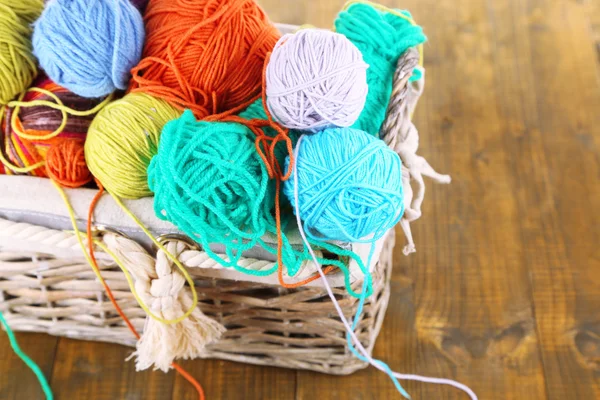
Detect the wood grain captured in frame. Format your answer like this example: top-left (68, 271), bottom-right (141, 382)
top-left (50, 339), bottom-right (174, 400)
top-left (1, 0), bottom-right (600, 398)
top-left (0, 332), bottom-right (57, 400)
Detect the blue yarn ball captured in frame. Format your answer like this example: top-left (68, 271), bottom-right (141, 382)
top-left (33, 0), bottom-right (145, 98)
top-left (284, 128), bottom-right (404, 243)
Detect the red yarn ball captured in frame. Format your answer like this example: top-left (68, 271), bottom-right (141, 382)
top-left (129, 0), bottom-right (280, 119)
top-left (45, 138), bottom-right (92, 188)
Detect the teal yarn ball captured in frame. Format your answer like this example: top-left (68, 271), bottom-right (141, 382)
top-left (335, 4), bottom-right (426, 136)
top-left (148, 110), bottom-right (274, 267)
top-left (284, 128), bottom-right (404, 243)
top-left (33, 0), bottom-right (144, 98)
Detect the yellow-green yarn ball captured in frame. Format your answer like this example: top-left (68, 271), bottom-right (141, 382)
top-left (0, 0), bottom-right (44, 104)
top-left (85, 93), bottom-right (182, 199)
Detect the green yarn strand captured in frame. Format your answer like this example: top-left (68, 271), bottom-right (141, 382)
top-left (0, 311), bottom-right (53, 399)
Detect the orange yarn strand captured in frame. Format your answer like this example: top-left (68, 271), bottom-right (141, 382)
top-left (214, 54), bottom-right (332, 288)
top-left (129, 0), bottom-right (279, 119)
top-left (85, 185), bottom-right (205, 400)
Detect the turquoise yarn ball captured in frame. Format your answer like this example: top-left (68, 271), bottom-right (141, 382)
top-left (284, 128), bottom-right (404, 243)
top-left (33, 0), bottom-right (144, 98)
top-left (148, 110), bottom-right (274, 266)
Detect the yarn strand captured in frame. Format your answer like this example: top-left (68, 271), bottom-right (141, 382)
top-left (8, 88), bottom-right (114, 141)
top-left (0, 105), bottom-right (46, 174)
top-left (52, 181), bottom-right (205, 400)
top-left (0, 107), bottom-right (45, 173)
top-left (0, 311), bottom-right (53, 400)
top-left (292, 136), bottom-right (477, 400)
top-left (100, 190), bottom-right (201, 326)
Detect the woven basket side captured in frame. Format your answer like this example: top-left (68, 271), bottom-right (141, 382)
top-left (0, 223), bottom-right (395, 374)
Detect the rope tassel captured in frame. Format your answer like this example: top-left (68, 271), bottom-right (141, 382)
top-left (102, 233), bottom-right (225, 372)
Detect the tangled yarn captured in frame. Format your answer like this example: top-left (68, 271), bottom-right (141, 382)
top-left (0, 0), bottom-right (44, 105)
top-left (148, 110), bottom-right (369, 291)
top-left (149, 110), bottom-right (274, 266)
top-left (33, 0), bottom-right (145, 98)
top-left (238, 98), bottom-right (301, 169)
top-left (129, 0), bottom-right (280, 119)
top-left (266, 29), bottom-right (368, 131)
top-left (46, 138), bottom-right (91, 188)
top-left (335, 4), bottom-right (426, 136)
top-left (85, 93), bottom-right (181, 199)
top-left (284, 128), bottom-right (404, 242)
top-left (0, 76), bottom-right (107, 177)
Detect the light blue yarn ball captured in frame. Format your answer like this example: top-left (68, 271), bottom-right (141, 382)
top-left (33, 0), bottom-right (145, 98)
top-left (284, 128), bottom-right (404, 243)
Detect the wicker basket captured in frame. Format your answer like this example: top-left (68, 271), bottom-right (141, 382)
top-left (0, 217), bottom-right (394, 374)
top-left (0, 40), bottom-right (428, 374)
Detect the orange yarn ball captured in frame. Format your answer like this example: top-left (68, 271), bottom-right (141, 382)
top-left (129, 0), bottom-right (280, 119)
top-left (45, 138), bottom-right (92, 188)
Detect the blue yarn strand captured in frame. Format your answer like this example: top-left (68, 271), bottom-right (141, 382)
top-left (288, 133), bottom-right (409, 397)
top-left (348, 264), bottom-right (411, 399)
top-left (0, 311), bottom-right (54, 400)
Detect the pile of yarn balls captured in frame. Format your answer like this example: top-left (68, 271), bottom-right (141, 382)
top-left (0, 0), bottom-right (426, 281)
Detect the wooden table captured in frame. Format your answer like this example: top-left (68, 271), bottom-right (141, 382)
top-left (2, 0), bottom-right (600, 398)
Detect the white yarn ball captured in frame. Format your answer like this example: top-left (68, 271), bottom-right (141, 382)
top-left (265, 29), bottom-right (369, 131)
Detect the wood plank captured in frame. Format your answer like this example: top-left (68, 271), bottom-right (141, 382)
top-left (391, 0), bottom-right (545, 398)
top-left (499, 0), bottom-right (600, 398)
top-left (583, 0), bottom-right (600, 70)
top-left (0, 332), bottom-right (58, 400)
top-left (50, 338), bottom-right (175, 400)
top-left (171, 359), bottom-right (296, 400)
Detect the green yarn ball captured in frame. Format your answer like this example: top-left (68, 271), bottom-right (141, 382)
top-left (0, 0), bottom-right (44, 104)
top-left (148, 109), bottom-right (275, 267)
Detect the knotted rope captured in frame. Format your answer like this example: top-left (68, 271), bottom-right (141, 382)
top-left (102, 232), bottom-right (225, 372)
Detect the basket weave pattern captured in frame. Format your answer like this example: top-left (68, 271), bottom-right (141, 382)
top-left (0, 219), bottom-right (394, 374)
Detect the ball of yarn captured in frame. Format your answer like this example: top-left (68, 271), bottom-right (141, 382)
top-left (32, 0), bottom-right (145, 98)
top-left (266, 29), bottom-right (368, 131)
top-left (85, 93), bottom-right (181, 199)
top-left (148, 110), bottom-right (273, 266)
top-left (0, 0), bottom-right (44, 104)
top-left (335, 4), bottom-right (426, 136)
top-left (46, 138), bottom-right (92, 188)
top-left (1, 75), bottom-right (105, 177)
top-left (129, 0), bottom-right (280, 119)
top-left (284, 128), bottom-right (404, 242)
